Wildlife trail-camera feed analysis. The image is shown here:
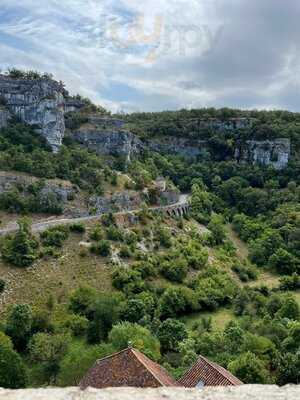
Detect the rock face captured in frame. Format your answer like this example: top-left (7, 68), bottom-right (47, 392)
top-left (89, 191), bottom-right (144, 214)
top-left (0, 75), bottom-right (66, 152)
top-left (73, 119), bottom-right (144, 162)
top-left (235, 139), bottom-right (291, 170)
top-left (147, 138), bottom-right (207, 158)
top-left (0, 171), bottom-right (77, 212)
top-left (0, 385), bottom-right (299, 400)
top-left (0, 109), bottom-right (10, 129)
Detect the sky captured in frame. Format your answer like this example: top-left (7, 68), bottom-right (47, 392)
top-left (0, 0), bottom-right (299, 113)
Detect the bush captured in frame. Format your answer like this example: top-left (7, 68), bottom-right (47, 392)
top-left (69, 223), bottom-right (86, 233)
top-left (1, 219), bottom-right (39, 267)
top-left (156, 227), bottom-right (172, 247)
top-left (106, 225), bottom-right (123, 241)
top-left (89, 224), bottom-right (104, 241)
top-left (0, 279), bottom-right (5, 293)
top-left (232, 263), bottom-right (258, 282)
top-left (160, 259), bottom-right (188, 283)
top-left (101, 213), bottom-right (115, 227)
top-left (112, 268), bottom-right (145, 294)
top-left (119, 245), bottom-right (132, 258)
top-left (90, 240), bottom-right (111, 257)
top-left (279, 273), bottom-right (300, 291)
top-left (158, 286), bottom-right (198, 319)
top-left (63, 314), bottom-right (89, 336)
top-left (40, 225), bottom-right (69, 247)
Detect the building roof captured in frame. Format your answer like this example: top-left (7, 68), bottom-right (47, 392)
top-left (178, 355), bottom-right (243, 387)
top-left (80, 347), bottom-right (178, 389)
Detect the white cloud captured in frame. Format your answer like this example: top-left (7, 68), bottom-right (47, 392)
top-left (0, 0), bottom-right (300, 112)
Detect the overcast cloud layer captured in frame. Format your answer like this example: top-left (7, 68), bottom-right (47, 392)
top-left (0, 0), bottom-right (299, 112)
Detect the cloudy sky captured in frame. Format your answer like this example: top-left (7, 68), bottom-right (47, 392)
top-left (0, 0), bottom-right (299, 112)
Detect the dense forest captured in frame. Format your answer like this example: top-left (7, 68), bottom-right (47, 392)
top-left (0, 103), bottom-right (299, 388)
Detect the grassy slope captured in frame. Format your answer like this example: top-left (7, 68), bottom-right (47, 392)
top-left (0, 225), bottom-right (112, 315)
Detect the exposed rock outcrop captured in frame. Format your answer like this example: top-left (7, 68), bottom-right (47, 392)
top-left (73, 120), bottom-right (144, 162)
top-left (0, 171), bottom-right (77, 211)
top-left (235, 139), bottom-right (291, 170)
top-left (89, 191), bottom-right (144, 214)
top-left (147, 138), bottom-right (207, 158)
top-left (0, 75), bottom-right (66, 152)
top-left (0, 108), bottom-right (10, 129)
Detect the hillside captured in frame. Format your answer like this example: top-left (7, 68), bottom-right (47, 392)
top-left (0, 71), bottom-right (299, 389)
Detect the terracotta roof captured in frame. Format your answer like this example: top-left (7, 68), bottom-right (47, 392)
top-left (80, 347), bottom-right (179, 389)
top-left (179, 355), bottom-right (243, 387)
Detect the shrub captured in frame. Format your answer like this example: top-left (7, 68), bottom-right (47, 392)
top-left (160, 259), bottom-right (188, 283)
top-left (106, 225), bottom-right (123, 241)
top-left (63, 314), bottom-right (89, 336)
top-left (101, 213), bottom-right (115, 227)
top-left (112, 268), bottom-right (144, 294)
top-left (89, 224), bottom-right (104, 241)
top-left (232, 263), bottom-right (258, 282)
top-left (156, 227), bottom-right (172, 248)
top-left (40, 225), bottom-right (69, 247)
top-left (90, 240), bottom-right (111, 257)
top-left (69, 223), bottom-right (86, 233)
top-left (0, 279), bottom-right (5, 293)
top-left (119, 245), bottom-right (132, 258)
top-left (1, 219), bottom-right (39, 267)
top-left (279, 273), bottom-right (300, 291)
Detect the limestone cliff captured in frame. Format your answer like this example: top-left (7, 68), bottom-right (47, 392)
top-left (0, 108), bottom-right (10, 129)
top-left (0, 75), bottom-right (66, 152)
top-left (73, 118), bottom-right (144, 161)
top-left (235, 139), bottom-right (291, 170)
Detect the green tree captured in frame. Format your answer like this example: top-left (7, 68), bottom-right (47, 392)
top-left (228, 352), bottom-right (271, 384)
top-left (276, 297), bottom-right (300, 320)
top-left (87, 293), bottom-right (123, 343)
top-left (269, 248), bottom-right (299, 275)
top-left (29, 332), bottom-right (71, 384)
top-left (5, 304), bottom-right (32, 352)
top-left (277, 353), bottom-right (300, 385)
top-left (1, 219), bottom-right (39, 267)
top-left (208, 214), bottom-right (226, 245)
top-left (157, 319), bottom-right (188, 352)
top-left (0, 333), bottom-right (28, 388)
top-left (108, 322), bottom-right (161, 361)
top-left (58, 342), bottom-right (114, 386)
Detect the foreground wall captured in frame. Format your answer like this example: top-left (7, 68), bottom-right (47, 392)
top-left (0, 385), bottom-right (299, 400)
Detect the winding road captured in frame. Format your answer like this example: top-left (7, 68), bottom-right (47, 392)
top-left (0, 194), bottom-right (190, 236)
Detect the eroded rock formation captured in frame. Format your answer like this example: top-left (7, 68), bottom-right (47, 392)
top-left (0, 75), bottom-right (66, 152)
top-left (235, 139), bottom-right (291, 170)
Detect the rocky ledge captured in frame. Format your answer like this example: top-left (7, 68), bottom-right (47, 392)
top-left (0, 385), bottom-right (299, 400)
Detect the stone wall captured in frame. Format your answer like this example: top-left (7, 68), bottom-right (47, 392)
top-left (0, 385), bottom-right (298, 400)
top-left (0, 75), bottom-right (66, 152)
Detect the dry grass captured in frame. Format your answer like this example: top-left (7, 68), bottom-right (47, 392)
top-left (0, 230), bottom-right (112, 315)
